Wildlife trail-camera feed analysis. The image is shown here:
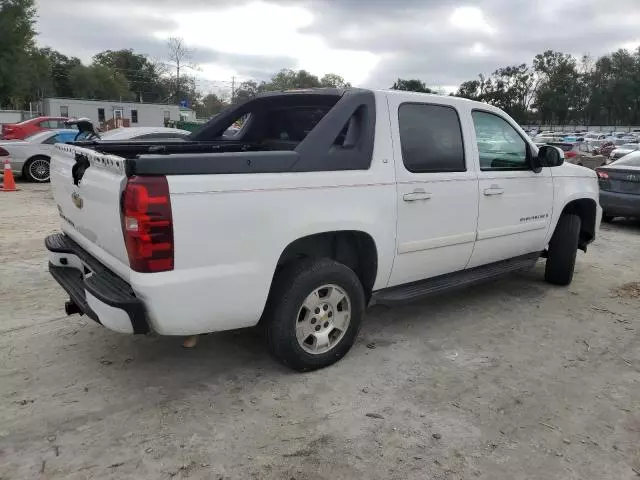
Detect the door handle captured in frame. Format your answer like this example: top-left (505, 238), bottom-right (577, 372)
top-left (403, 189), bottom-right (432, 202)
top-left (483, 186), bottom-right (504, 196)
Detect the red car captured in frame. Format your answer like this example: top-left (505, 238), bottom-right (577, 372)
top-left (1, 116), bottom-right (70, 140)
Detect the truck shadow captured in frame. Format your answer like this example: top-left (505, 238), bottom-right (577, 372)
top-left (86, 265), bottom-right (547, 393)
top-left (602, 218), bottom-right (640, 232)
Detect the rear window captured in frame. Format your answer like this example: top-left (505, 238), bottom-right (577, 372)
top-left (613, 153), bottom-right (640, 166)
top-left (398, 103), bottom-right (465, 173)
top-left (265, 107), bottom-right (331, 142)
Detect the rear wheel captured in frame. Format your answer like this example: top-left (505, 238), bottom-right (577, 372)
top-left (545, 214), bottom-right (581, 286)
top-left (264, 258), bottom-right (365, 371)
top-left (602, 214), bottom-right (614, 223)
top-left (23, 156), bottom-right (50, 183)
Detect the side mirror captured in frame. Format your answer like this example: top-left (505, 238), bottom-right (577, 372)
top-left (537, 145), bottom-right (564, 168)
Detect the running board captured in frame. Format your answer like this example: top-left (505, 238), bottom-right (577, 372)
top-left (372, 252), bottom-right (541, 306)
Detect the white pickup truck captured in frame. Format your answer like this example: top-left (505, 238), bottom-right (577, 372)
top-left (46, 89), bottom-right (601, 371)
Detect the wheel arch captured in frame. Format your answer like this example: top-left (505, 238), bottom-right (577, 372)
top-left (558, 198), bottom-right (598, 252)
top-left (274, 230), bottom-right (379, 299)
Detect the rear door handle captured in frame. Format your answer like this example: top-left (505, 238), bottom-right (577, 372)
top-left (483, 186), bottom-right (504, 196)
top-left (403, 189), bottom-right (432, 202)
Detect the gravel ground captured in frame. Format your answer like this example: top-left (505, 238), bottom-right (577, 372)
top-left (1, 183), bottom-right (639, 480)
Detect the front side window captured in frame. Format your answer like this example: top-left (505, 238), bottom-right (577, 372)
top-left (472, 111), bottom-right (528, 171)
top-left (398, 103), bottom-right (465, 173)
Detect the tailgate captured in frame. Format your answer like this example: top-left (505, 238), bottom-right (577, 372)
top-left (50, 144), bottom-right (131, 279)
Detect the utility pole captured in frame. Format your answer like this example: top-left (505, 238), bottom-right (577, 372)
top-left (176, 60), bottom-right (180, 105)
top-left (231, 76), bottom-right (236, 103)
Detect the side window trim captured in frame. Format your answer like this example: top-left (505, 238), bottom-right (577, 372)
top-left (471, 108), bottom-right (531, 172)
top-left (398, 101), bottom-right (467, 174)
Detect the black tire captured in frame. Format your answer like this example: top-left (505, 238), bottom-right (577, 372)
top-left (545, 214), bottom-right (581, 286)
top-left (264, 258), bottom-right (365, 372)
top-left (23, 156), bottom-right (51, 183)
top-left (602, 214), bottom-right (614, 223)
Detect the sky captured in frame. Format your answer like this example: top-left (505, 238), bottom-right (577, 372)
top-left (35, 0), bottom-right (640, 94)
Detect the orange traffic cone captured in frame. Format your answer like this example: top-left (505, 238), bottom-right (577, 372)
top-left (0, 158), bottom-right (18, 192)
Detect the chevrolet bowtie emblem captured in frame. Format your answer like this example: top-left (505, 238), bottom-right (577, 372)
top-left (71, 192), bottom-right (83, 209)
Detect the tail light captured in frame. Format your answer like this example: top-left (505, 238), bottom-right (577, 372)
top-left (596, 170), bottom-right (609, 179)
top-left (121, 176), bottom-right (174, 273)
top-left (0, 147), bottom-right (9, 156)
top-left (565, 151), bottom-right (577, 159)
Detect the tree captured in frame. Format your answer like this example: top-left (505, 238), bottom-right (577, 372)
top-left (391, 79), bottom-right (433, 93)
top-left (0, 0), bottom-right (37, 108)
top-left (532, 50), bottom-right (581, 124)
top-left (233, 80), bottom-right (267, 103)
top-left (166, 37), bottom-right (197, 104)
top-left (39, 48), bottom-right (81, 97)
top-left (268, 69), bottom-right (322, 90)
top-left (68, 64), bottom-right (133, 101)
top-left (93, 49), bottom-right (168, 102)
top-left (320, 73), bottom-right (351, 88)
top-left (196, 93), bottom-right (227, 118)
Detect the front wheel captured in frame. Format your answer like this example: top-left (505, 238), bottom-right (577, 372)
top-left (23, 156), bottom-right (51, 183)
top-left (264, 258), bottom-right (365, 371)
top-left (545, 214), bottom-right (581, 286)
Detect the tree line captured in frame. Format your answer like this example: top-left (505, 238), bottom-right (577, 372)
top-left (451, 48), bottom-right (640, 125)
top-left (0, 0), bottom-right (350, 119)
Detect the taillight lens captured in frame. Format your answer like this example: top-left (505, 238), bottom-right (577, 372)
top-left (121, 176), bottom-right (174, 273)
top-left (565, 151), bottom-right (577, 158)
top-left (596, 170), bottom-right (609, 179)
top-left (0, 147), bottom-right (9, 156)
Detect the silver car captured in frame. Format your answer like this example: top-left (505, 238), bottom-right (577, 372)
top-left (608, 143), bottom-right (640, 163)
top-left (0, 129), bottom-right (80, 182)
top-left (0, 127), bottom-right (191, 183)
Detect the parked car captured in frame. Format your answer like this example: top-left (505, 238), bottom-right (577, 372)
top-left (0, 127), bottom-right (190, 183)
top-left (596, 152), bottom-right (640, 221)
top-left (608, 143), bottom-right (640, 162)
top-left (534, 133), bottom-right (564, 143)
top-left (1, 116), bottom-right (71, 140)
top-left (585, 132), bottom-right (607, 141)
top-left (547, 142), bottom-right (607, 169)
top-left (45, 89), bottom-right (601, 371)
top-left (0, 129), bottom-right (81, 182)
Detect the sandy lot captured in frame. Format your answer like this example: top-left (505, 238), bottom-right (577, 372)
top-left (1, 183), bottom-right (639, 480)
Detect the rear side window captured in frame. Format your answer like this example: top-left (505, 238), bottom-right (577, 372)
top-left (398, 103), bottom-right (465, 173)
top-left (265, 107), bottom-right (331, 142)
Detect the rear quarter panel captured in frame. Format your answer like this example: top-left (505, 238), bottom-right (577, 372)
top-left (137, 91), bottom-right (398, 335)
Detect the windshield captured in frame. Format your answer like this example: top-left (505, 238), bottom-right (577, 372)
top-left (24, 131), bottom-right (54, 142)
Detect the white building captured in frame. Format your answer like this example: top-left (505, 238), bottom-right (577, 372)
top-left (42, 98), bottom-right (194, 129)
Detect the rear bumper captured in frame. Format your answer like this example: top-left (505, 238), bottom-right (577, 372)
top-left (600, 190), bottom-right (640, 217)
top-left (46, 233), bottom-right (149, 334)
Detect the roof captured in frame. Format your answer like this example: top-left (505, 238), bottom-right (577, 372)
top-left (44, 97), bottom-right (180, 108)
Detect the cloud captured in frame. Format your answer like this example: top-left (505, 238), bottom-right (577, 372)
top-left (34, 0), bottom-right (640, 90)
